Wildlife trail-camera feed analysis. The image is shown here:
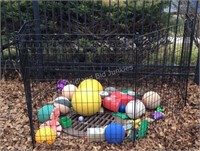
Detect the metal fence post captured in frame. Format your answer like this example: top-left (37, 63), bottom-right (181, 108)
top-left (192, 0), bottom-right (199, 85)
top-left (15, 28), bottom-right (36, 148)
top-left (194, 51), bottom-right (199, 85)
top-left (33, 1), bottom-right (44, 79)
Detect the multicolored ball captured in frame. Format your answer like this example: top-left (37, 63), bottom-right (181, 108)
top-left (53, 96), bottom-right (71, 114)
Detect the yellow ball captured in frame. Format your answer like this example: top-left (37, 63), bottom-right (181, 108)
top-left (35, 126), bottom-right (56, 145)
top-left (72, 88), bottom-right (102, 116)
top-left (78, 79), bottom-right (103, 91)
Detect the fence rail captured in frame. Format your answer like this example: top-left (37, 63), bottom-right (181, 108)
top-left (1, 0), bottom-right (199, 83)
top-left (11, 0), bottom-right (200, 147)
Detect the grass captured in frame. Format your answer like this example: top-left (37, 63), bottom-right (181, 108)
top-left (190, 44), bottom-right (199, 65)
top-left (145, 43), bottom-right (198, 66)
top-left (168, 15), bottom-right (185, 37)
top-left (1, 46), bottom-right (17, 60)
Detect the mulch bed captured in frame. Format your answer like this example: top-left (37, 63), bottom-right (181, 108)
top-left (0, 74), bottom-right (199, 150)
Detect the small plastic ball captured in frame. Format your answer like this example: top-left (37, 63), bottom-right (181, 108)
top-left (57, 79), bottom-right (69, 92)
top-left (104, 123), bottom-right (125, 144)
top-left (62, 84), bottom-right (77, 100)
top-left (151, 111), bottom-right (164, 120)
top-left (125, 100), bottom-right (146, 119)
top-left (37, 105), bottom-right (55, 123)
top-left (35, 126), bottom-right (56, 144)
top-left (78, 116), bottom-right (84, 121)
top-left (119, 105), bottom-right (126, 113)
top-left (142, 91), bottom-right (161, 109)
top-left (53, 96), bottom-right (71, 114)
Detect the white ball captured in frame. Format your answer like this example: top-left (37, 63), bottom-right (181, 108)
top-left (142, 91), bottom-right (161, 109)
top-left (125, 100), bottom-right (146, 119)
top-left (62, 84), bottom-right (77, 100)
top-left (78, 116), bottom-right (84, 121)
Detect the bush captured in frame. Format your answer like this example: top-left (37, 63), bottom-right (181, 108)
top-left (1, 0), bottom-right (170, 40)
top-left (1, 0), bottom-right (171, 65)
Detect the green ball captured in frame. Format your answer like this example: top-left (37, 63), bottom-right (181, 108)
top-left (37, 105), bottom-right (55, 122)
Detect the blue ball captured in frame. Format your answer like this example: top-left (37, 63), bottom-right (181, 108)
top-left (105, 123), bottom-right (125, 144)
top-left (118, 105), bottom-right (126, 113)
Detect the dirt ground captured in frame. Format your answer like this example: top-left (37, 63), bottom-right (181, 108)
top-left (0, 74), bottom-right (200, 151)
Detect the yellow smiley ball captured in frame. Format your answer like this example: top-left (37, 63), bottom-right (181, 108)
top-left (72, 88), bottom-right (102, 116)
top-left (78, 79), bottom-right (103, 91)
top-left (35, 127), bottom-right (56, 145)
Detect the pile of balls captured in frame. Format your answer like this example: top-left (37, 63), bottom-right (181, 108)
top-left (35, 78), bottom-right (164, 145)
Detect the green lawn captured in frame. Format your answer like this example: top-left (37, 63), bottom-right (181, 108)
top-left (143, 43), bottom-right (198, 65)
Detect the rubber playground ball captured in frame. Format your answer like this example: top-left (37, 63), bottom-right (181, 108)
top-left (53, 96), bottom-right (71, 114)
top-left (142, 91), bottom-right (161, 109)
top-left (125, 100), bottom-right (146, 119)
top-left (35, 126), bottom-right (56, 144)
top-left (104, 123), bottom-right (125, 144)
top-left (72, 88), bottom-right (102, 116)
top-left (37, 105), bottom-right (55, 123)
top-left (62, 84), bottom-right (77, 100)
top-left (78, 79), bottom-right (103, 91)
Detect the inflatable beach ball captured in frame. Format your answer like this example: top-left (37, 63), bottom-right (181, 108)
top-left (142, 91), bottom-right (161, 109)
top-left (72, 88), bottom-right (102, 116)
top-left (78, 79), bottom-right (103, 91)
top-left (35, 126), bottom-right (56, 144)
top-left (126, 100), bottom-right (146, 119)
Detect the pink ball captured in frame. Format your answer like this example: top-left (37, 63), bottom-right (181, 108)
top-left (62, 84), bottom-right (77, 100)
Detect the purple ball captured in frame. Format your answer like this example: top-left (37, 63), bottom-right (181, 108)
top-left (151, 111), bottom-right (164, 120)
top-left (57, 79), bottom-right (69, 92)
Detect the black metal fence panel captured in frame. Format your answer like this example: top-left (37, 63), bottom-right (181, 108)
top-left (1, 0), bottom-right (199, 71)
top-left (1, 0), bottom-right (30, 69)
top-left (12, 0), bottom-right (200, 148)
